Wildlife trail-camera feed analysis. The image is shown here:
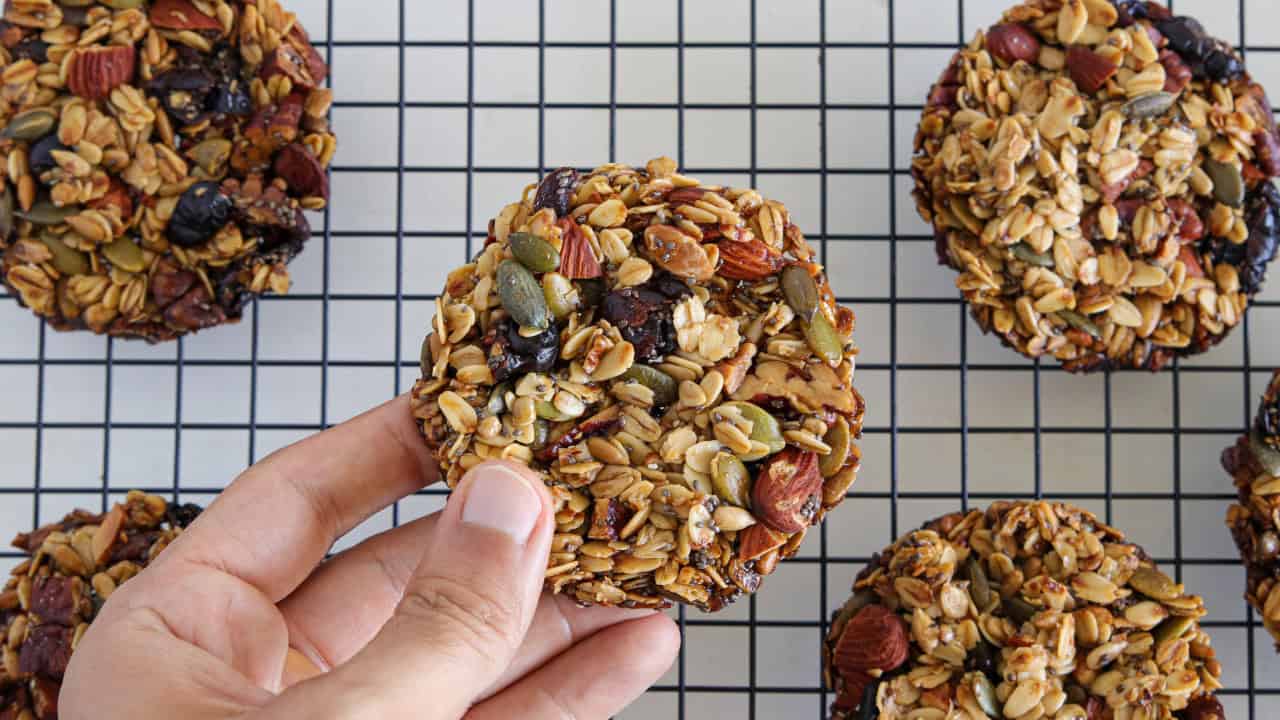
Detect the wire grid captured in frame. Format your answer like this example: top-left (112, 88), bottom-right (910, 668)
top-left (1, 0), bottom-right (1280, 716)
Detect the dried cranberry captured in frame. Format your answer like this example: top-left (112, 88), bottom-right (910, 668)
top-left (165, 502), bottom-right (203, 528)
top-left (170, 181), bottom-right (232, 248)
top-left (109, 530), bottom-right (158, 564)
top-left (28, 135), bottom-right (67, 175)
top-left (489, 320), bottom-right (558, 383)
top-left (601, 285), bottom-right (679, 362)
top-left (18, 625), bottom-right (72, 678)
top-left (532, 167), bottom-right (578, 217)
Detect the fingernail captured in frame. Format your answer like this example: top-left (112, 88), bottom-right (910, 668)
top-left (460, 463), bottom-right (542, 544)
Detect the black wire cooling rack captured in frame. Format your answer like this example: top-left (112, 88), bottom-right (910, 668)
top-left (2, 0), bottom-right (1279, 717)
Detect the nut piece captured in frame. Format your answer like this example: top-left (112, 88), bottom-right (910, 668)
top-left (559, 218), bottom-right (603, 279)
top-left (149, 0), bottom-right (222, 31)
top-left (1066, 45), bottom-right (1118, 94)
top-left (643, 224), bottom-right (715, 281)
top-left (67, 46), bottom-right (136, 101)
top-left (718, 237), bottom-right (784, 281)
top-left (751, 448), bottom-right (822, 533)
top-left (986, 23), bottom-right (1040, 64)
top-left (832, 605), bottom-right (909, 674)
top-left (274, 144), bottom-right (329, 201)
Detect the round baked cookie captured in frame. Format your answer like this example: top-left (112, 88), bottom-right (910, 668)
top-left (1224, 370), bottom-right (1280, 650)
top-left (0, 492), bottom-right (200, 717)
top-left (913, 0), bottom-right (1280, 372)
top-left (823, 501), bottom-right (1224, 720)
top-left (0, 0), bottom-right (334, 341)
top-left (411, 158), bottom-right (864, 611)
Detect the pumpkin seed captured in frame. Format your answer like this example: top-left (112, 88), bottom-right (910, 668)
top-left (1153, 615), bottom-right (1195, 645)
top-left (620, 364), bottom-right (678, 407)
top-left (802, 312), bottom-right (843, 367)
top-left (1129, 566), bottom-right (1179, 601)
top-left (710, 452), bottom-right (751, 508)
top-left (16, 201), bottom-right (80, 225)
top-left (486, 381), bottom-right (511, 416)
top-left (1, 109), bottom-right (56, 142)
top-left (541, 272), bottom-right (579, 319)
top-left (1250, 429), bottom-right (1280, 477)
top-left (1122, 91), bottom-right (1177, 119)
top-left (496, 259), bottom-right (549, 331)
top-left (509, 232), bottom-right (561, 273)
top-left (964, 555), bottom-right (992, 611)
top-left (419, 334), bottom-right (434, 376)
top-left (1204, 158), bottom-right (1244, 208)
top-left (781, 265), bottom-right (819, 322)
top-left (1058, 309), bottom-right (1101, 339)
top-left (101, 237), bottom-right (145, 273)
top-left (971, 674), bottom-right (1000, 717)
top-left (188, 138), bottom-right (232, 176)
top-left (855, 680), bottom-right (880, 720)
top-left (0, 189), bottom-right (13, 241)
top-left (819, 416), bottom-right (850, 478)
top-left (530, 419), bottom-right (550, 449)
top-left (1011, 243), bottom-right (1055, 267)
top-left (718, 401), bottom-right (785, 460)
top-left (535, 399), bottom-right (572, 421)
top-left (1005, 596), bottom-right (1038, 625)
top-left (39, 234), bottom-right (89, 276)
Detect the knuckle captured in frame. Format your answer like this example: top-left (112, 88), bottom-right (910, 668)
top-left (396, 575), bottom-right (523, 661)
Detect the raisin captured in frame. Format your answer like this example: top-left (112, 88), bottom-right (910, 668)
top-left (149, 68), bottom-right (215, 126)
top-left (1156, 17), bottom-right (1205, 58)
top-left (532, 167), bottom-right (578, 217)
top-left (648, 271), bottom-right (693, 300)
top-left (148, 45), bottom-right (250, 126)
top-left (488, 320), bottom-right (559, 383)
top-left (601, 286), bottom-right (678, 362)
top-left (28, 135), bottom-right (67, 175)
top-left (1242, 181), bottom-right (1280, 294)
top-left (170, 181), bottom-right (232, 248)
top-left (12, 38), bottom-right (48, 63)
top-left (29, 576), bottom-right (76, 626)
top-left (165, 503), bottom-right (203, 529)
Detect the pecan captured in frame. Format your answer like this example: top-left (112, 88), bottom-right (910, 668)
top-left (261, 43), bottom-right (322, 91)
top-left (1159, 49), bottom-right (1192, 94)
top-left (148, 0), bottom-right (221, 31)
top-left (231, 95), bottom-right (303, 174)
top-left (273, 143), bottom-right (329, 201)
top-left (1179, 245), bottom-right (1206, 278)
top-left (162, 285), bottom-right (226, 332)
top-left (150, 262), bottom-right (196, 309)
top-left (832, 605), bottom-right (910, 674)
top-left (558, 217), bottom-right (602, 279)
top-left (1168, 198), bottom-right (1205, 241)
top-left (66, 45), bottom-right (135, 100)
top-left (752, 448), bottom-right (822, 533)
top-left (985, 23), bottom-right (1040, 65)
top-left (1066, 45), bottom-right (1118, 94)
top-left (717, 237), bottom-right (784, 281)
top-left (714, 341), bottom-right (757, 395)
top-left (643, 224), bottom-right (714, 281)
top-left (18, 625), bottom-right (73, 678)
top-left (29, 576), bottom-right (84, 626)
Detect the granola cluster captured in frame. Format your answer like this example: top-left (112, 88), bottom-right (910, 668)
top-left (913, 0), bottom-right (1280, 372)
top-left (824, 502), bottom-right (1224, 720)
top-left (1223, 371), bottom-right (1280, 650)
top-left (0, 0), bottom-right (334, 341)
top-left (411, 157), bottom-right (864, 611)
top-left (0, 492), bottom-right (199, 718)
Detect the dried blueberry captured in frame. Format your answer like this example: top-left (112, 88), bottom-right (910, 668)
top-left (489, 320), bottom-right (559, 382)
top-left (1241, 182), bottom-right (1280, 294)
top-left (1157, 17), bottom-right (1207, 58)
top-left (533, 167), bottom-right (578, 217)
top-left (165, 502), bottom-right (203, 529)
top-left (28, 134), bottom-right (67, 175)
top-left (12, 38), bottom-right (48, 64)
top-left (170, 182), bottom-right (232, 248)
top-left (150, 68), bottom-right (216, 126)
top-left (148, 45), bottom-right (249, 126)
top-left (210, 83), bottom-right (252, 117)
top-left (649, 271), bottom-right (693, 300)
top-left (1203, 48), bottom-right (1244, 83)
top-left (602, 285), bottom-right (678, 362)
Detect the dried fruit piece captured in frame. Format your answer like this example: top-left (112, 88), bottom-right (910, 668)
top-left (169, 182), bottom-right (232, 248)
top-left (534, 167), bottom-right (578, 217)
top-left (751, 448), bottom-right (822, 533)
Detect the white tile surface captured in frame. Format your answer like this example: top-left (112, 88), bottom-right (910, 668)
top-left (0, 1), bottom-right (1278, 717)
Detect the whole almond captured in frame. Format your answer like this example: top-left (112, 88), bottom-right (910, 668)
top-left (751, 448), bottom-right (822, 533)
top-left (1067, 45), bottom-right (1118, 94)
top-left (67, 46), bottom-right (135, 101)
top-left (832, 605), bottom-right (910, 674)
top-left (717, 236), bottom-right (784, 281)
top-left (986, 23), bottom-right (1040, 65)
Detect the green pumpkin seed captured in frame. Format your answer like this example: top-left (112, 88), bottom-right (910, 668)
top-left (1153, 615), bottom-right (1195, 645)
top-left (485, 381), bottom-right (511, 416)
top-left (1249, 429), bottom-right (1280, 477)
top-left (1204, 158), bottom-right (1244, 208)
top-left (1058, 309), bottom-right (1101, 339)
top-left (541, 272), bottom-right (580, 319)
top-left (620, 364), bottom-right (678, 407)
top-left (101, 237), bottom-right (145, 273)
top-left (819, 416), bottom-right (850, 478)
top-left (781, 265), bottom-right (819, 322)
top-left (39, 234), bottom-right (89, 276)
top-left (497, 259), bottom-right (549, 331)
top-left (509, 232), bottom-right (561, 273)
top-left (1, 109), bottom-right (56, 142)
top-left (188, 138), bottom-right (232, 176)
top-left (1005, 596), bottom-right (1038, 625)
top-left (535, 399), bottom-right (572, 421)
top-left (16, 201), bottom-right (80, 225)
top-left (710, 452), bottom-right (752, 508)
top-left (419, 334), bottom-right (435, 376)
top-left (0, 189), bottom-right (13, 241)
top-left (1129, 566), bottom-right (1179, 601)
top-left (964, 555), bottom-right (992, 611)
top-left (971, 674), bottom-right (1000, 717)
top-left (718, 401), bottom-right (784, 460)
top-left (1011, 243), bottom-right (1055, 267)
top-left (1122, 91), bottom-right (1177, 119)
top-left (531, 419), bottom-right (550, 449)
top-left (802, 312), bottom-right (843, 367)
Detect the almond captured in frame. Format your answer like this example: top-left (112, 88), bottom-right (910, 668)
top-left (90, 504), bottom-right (124, 567)
top-left (149, 0), bottom-right (221, 31)
top-left (1066, 45), bottom-right (1118, 94)
top-left (643, 223), bottom-right (715, 281)
top-left (736, 523), bottom-right (788, 561)
top-left (717, 237), bottom-right (784, 281)
top-left (985, 23), bottom-right (1040, 65)
top-left (832, 605), bottom-right (910, 674)
top-left (1179, 245), bottom-right (1206, 278)
top-left (273, 143), bottom-right (328, 201)
top-left (751, 447), bottom-right (822, 533)
top-left (67, 45), bottom-right (135, 100)
top-left (558, 217), bottom-right (602, 279)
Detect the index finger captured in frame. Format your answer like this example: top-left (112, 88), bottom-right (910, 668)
top-left (168, 394), bottom-right (438, 602)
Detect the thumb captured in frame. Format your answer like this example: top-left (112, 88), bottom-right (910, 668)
top-left (265, 460), bottom-right (554, 720)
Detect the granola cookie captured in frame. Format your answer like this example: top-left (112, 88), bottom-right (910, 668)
top-left (0, 0), bottom-right (334, 341)
top-left (0, 492), bottom-right (200, 717)
top-left (823, 501), bottom-right (1225, 720)
top-left (410, 158), bottom-right (865, 611)
top-left (1224, 370), bottom-right (1280, 650)
top-left (913, 0), bottom-right (1280, 372)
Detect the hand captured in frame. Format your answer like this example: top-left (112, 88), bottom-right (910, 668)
top-left (61, 395), bottom-right (680, 719)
